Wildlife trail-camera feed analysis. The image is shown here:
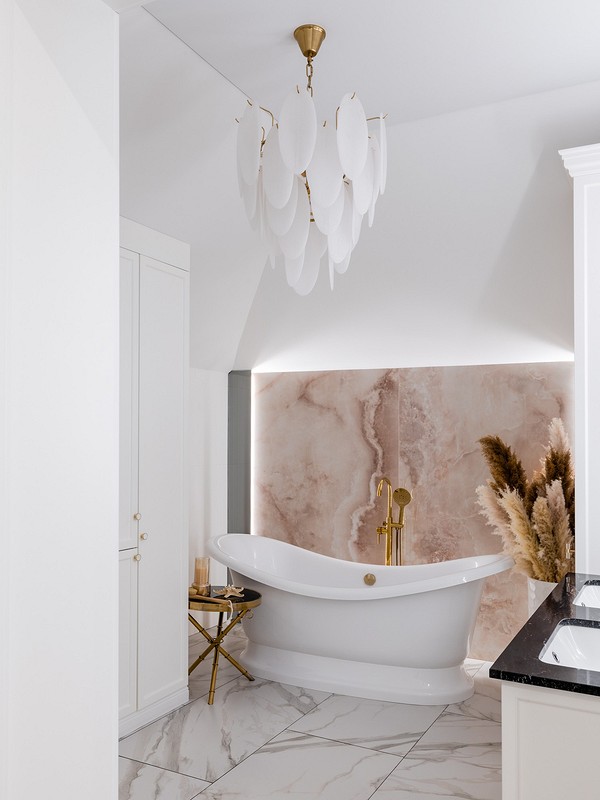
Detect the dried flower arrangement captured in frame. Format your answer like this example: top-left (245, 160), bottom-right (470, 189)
top-left (476, 418), bottom-right (574, 582)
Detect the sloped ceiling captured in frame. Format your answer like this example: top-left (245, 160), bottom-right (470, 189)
top-left (119, 1), bottom-right (600, 371)
top-left (144, 0), bottom-right (600, 125)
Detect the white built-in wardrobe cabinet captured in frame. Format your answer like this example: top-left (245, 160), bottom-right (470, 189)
top-left (119, 218), bottom-right (190, 738)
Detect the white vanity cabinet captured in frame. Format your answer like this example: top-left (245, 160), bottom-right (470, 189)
top-left (118, 218), bottom-right (190, 738)
top-left (502, 681), bottom-right (600, 799)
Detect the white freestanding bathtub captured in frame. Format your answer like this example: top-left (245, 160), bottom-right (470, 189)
top-left (208, 533), bottom-right (513, 704)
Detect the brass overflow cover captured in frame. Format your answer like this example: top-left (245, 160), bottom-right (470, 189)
top-left (364, 573), bottom-right (376, 586)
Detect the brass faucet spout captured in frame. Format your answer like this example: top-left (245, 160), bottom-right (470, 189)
top-left (377, 477), bottom-right (393, 520)
top-left (375, 478), bottom-right (412, 567)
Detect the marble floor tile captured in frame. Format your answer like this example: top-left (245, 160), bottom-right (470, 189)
top-left (119, 757), bottom-right (209, 800)
top-left (374, 704), bottom-right (502, 799)
top-left (373, 747), bottom-right (501, 800)
top-left (119, 677), bottom-right (331, 783)
top-left (449, 665), bottom-right (502, 723)
top-left (290, 693), bottom-right (446, 757)
top-left (200, 730), bottom-right (401, 800)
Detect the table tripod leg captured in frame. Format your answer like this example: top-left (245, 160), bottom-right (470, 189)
top-left (217, 647), bottom-right (255, 681)
top-left (208, 611), bottom-right (224, 704)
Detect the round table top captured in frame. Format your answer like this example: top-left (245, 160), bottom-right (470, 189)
top-left (188, 585), bottom-right (261, 613)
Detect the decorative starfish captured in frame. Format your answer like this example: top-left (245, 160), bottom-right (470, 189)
top-left (215, 585), bottom-right (244, 598)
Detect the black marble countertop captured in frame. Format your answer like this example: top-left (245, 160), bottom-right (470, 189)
top-left (490, 572), bottom-right (600, 697)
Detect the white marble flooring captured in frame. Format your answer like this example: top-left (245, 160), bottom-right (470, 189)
top-left (119, 628), bottom-right (501, 799)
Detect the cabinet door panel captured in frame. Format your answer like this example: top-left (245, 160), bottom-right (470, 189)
top-left (119, 549), bottom-right (138, 719)
top-left (119, 249), bottom-right (140, 551)
top-left (137, 256), bottom-right (188, 708)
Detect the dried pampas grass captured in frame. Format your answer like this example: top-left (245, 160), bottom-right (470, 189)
top-left (476, 418), bottom-right (575, 582)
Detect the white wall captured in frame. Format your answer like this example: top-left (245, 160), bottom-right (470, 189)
top-left (236, 81), bottom-right (600, 372)
top-left (119, 8), bottom-right (266, 373)
top-left (188, 368), bottom-right (228, 628)
top-left (2, 2), bottom-right (119, 798)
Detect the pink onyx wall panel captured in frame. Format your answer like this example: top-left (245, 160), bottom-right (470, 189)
top-left (252, 362), bottom-right (574, 660)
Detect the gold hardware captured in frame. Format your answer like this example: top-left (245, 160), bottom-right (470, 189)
top-left (364, 573), bottom-right (376, 586)
top-left (133, 554), bottom-right (141, 562)
top-left (188, 589), bottom-right (262, 704)
top-left (376, 478), bottom-right (412, 566)
top-left (293, 25), bottom-right (326, 97)
top-left (140, 532), bottom-right (148, 540)
top-left (293, 24), bottom-right (326, 60)
top-left (133, 512), bottom-right (141, 520)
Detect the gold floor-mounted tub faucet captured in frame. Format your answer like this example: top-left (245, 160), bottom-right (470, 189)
top-left (376, 477), bottom-right (412, 566)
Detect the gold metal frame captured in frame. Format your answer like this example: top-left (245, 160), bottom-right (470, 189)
top-left (188, 589), bottom-right (261, 704)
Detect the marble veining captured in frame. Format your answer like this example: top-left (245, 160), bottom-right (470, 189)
top-left (200, 730), bottom-right (400, 800)
top-left (289, 694), bottom-right (447, 756)
top-left (253, 362), bottom-right (573, 660)
top-left (119, 676), bottom-right (331, 782)
top-left (118, 758), bottom-right (209, 800)
top-left (117, 631), bottom-right (502, 800)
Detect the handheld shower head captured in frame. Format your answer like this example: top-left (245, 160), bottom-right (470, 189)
top-left (393, 488), bottom-right (412, 507)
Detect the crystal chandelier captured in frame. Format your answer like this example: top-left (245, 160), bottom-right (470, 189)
top-left (236, 24), bottom-right (387, 295)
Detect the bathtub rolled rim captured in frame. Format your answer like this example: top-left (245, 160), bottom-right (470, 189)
top-left (207, 533), bottom-right (514, 601)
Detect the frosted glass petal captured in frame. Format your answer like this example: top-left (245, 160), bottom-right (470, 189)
top-left (352, 201), bottom-right (363, 248)
top-left (241, 166), bottom-right (258, 220)
top-left (278, 177), bottom-right (310, 259)
top-left (337, 93), bottom-right (368, 180)
top-left (306, 123), bottom-right (344, 208)
top-left (236, 151), bottom-right (245, 197)
top-left (335, 250), bottom-right (352, 275)
top-left (294, 224), bottom-right (327, 296)
top-left (327, 184), bottom-right (353, 263)
top-left (367, 137), bottom-right (381, 227)
top-left (328, 256), bottom-right (335, 290)
top-left (279, 88), bottom-right (317, 175)
top-left (352, 145), bottom-right (374, 215)
top-left (237, 102), bottom-right (262, 186)
top-left (257, 172), bottom-right (268, 239)
top-left (312, 181), bottom-right (344, 235)
top-left (379, 114), bottom-right (388, 194)
top-left (265, 174), bottom-right (298, 237)
top-left (249, 169), bottom-right (264, 232)
top-left (262, 127), bottom-right (295, 209)
top-left (285, 251), bottom-right (304, 287)
top-left (268, 236), bottom-right (283, 270)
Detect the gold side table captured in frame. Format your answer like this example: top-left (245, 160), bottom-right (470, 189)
top-left (188, 586), bottom-right (261, 705)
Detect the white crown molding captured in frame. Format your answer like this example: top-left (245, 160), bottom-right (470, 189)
top-left (559, 143), bottom-right (600, 178)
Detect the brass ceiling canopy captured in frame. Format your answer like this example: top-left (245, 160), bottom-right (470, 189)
top-left (293, 24), bottom-right (326, 60)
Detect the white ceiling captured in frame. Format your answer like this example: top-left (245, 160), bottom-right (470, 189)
top-left (143, 0), bottom-right (600, 125)
top-left (120, 1), bottom-right (600, 371)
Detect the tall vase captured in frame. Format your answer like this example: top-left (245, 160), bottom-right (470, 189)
top-left (527, 577), bottom-right (557, 616)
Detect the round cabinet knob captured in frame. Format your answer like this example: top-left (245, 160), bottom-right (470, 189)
top-left (140, 533), bottom-right (148, 541)
top-left (133, 513), bottom-right (141, 521)
top-left (133, 554), bottom-right (141, 562)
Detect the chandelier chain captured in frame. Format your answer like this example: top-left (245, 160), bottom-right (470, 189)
top-left (306, 57), bottom-right (314, 96)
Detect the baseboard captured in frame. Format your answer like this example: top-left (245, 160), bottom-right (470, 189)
top-left (119, 686), bottom-right (189, 739)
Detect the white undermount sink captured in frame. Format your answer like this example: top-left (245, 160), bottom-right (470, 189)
top-left (539, 620), bottom-right (600, 671)
top-left (573, 582), bottom-right (600, 609)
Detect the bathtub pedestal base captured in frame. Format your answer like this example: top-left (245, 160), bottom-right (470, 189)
top-left (241, 642), bottom-right (474, 705)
